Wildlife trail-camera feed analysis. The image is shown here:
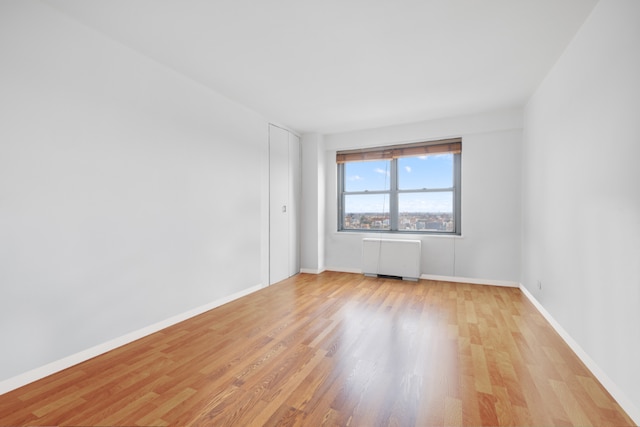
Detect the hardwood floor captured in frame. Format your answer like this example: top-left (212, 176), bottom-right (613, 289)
top-left (0, 272), bottom-right (634, 426)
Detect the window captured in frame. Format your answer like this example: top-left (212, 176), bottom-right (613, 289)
top-left (337, 138), bottom-right (461, 234)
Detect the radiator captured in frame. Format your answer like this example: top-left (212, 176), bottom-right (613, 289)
top-left (362, 238), bottom-right (421, 281)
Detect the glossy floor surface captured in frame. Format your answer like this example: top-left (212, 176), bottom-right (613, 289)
top-left (0, 272), bottom-right (634, 426)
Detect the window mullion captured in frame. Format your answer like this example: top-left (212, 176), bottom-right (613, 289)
top-left (390, 159), bottom-right (398, 231)
top-left (397, 188), bottom-right (454, 194)
top-left (337, 163), bottom-right (344, 230)
top-left (454, 152), bottom-right (462, 234)
top-left (343, 190), bottom-right (392, 196)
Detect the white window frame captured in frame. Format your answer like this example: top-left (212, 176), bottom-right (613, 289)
top-left (337, 139), bottom-right (461, 235)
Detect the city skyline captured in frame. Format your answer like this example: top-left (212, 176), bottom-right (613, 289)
top-left (343, 211), bottom-right (454, 232)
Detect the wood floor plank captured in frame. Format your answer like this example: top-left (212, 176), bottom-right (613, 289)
top-left (16, 369), bottom-right (86, 402)
top-left (444, 396), bottom-right (463, 427)
top-left (0, 272), bottom-right (634, 426)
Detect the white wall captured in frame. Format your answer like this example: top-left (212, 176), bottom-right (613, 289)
top-left (300, 133), bottom-right (325, 273)
top-left (0, 1), bottom-right (268, 383)
top-left (321, 108), bottom-right (522, 283)
top-left (522, 0), bottom-right (640, 418)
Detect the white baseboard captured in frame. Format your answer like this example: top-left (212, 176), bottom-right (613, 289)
top-left (299, 268), bottom-right (326, 274)
top-left (0, 283), bottom-right (265, 396)
top-left (323, 269), bottom-right (520, 288)
top-left (324, 266), bottom-right (362, 274)
top-left (420, 274), bottom-right (519, 288)
top-left (519, 284), bottom-right (640, 425)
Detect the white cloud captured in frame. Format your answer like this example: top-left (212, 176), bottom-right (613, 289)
top-left (348, 175), bottom-right (363, 181)
top-left (405, 166), bottom-right (412, 173)
top-left (374, 168), bottom-right (390, 176)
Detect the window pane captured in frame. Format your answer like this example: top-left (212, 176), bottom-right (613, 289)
top-left (344, 160), bottom-right (391, 192)
top-left (343, 194), bottom-right (390, 230)
top-left (398, 154), bottom-right (453, 190)
top-left (398, 192), bottom-right (454, 232)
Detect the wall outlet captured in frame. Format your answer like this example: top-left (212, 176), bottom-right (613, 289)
top-left (537, 280), bottom-right (542, 290)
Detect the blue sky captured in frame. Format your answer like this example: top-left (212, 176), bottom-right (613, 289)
top-left (344, 154), bottom-right (453, 213)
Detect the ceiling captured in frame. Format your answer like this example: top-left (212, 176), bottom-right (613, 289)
top-left (43, 0), bottom-right (598, 134)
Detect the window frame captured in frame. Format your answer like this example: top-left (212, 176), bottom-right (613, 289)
top-left (337, 140), bottom-right (461, 235)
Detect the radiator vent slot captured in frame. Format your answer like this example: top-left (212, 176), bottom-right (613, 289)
top-left (362, 238), bottom-right (421, 281)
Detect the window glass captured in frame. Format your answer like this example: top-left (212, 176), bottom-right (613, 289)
top-left (343, 194), bottom-right (390, 230)
top-left (344, 160), bottom-right (391, 192)
top-left (398, 154), bottom-right (453, 190)
top-left (398, 192), bottom-right (454, 232)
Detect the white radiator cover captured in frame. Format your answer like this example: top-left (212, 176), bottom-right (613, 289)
top-left (362, 238), bottom-right (421, 281)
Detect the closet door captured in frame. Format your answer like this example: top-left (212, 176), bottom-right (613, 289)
top-left (269, 125), bottom-right (290, 284)
top-left (288, 132), bottom-right (300, 276)
top-left (269, 124), bottom-right (300, 285)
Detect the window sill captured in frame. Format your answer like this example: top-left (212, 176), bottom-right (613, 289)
top-left (333, 230), bottom-right (463, 239)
